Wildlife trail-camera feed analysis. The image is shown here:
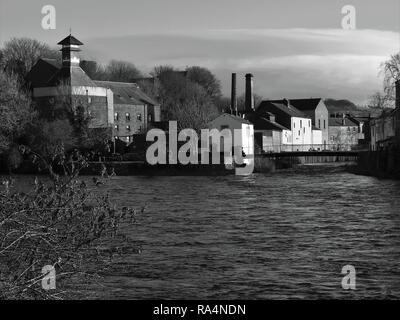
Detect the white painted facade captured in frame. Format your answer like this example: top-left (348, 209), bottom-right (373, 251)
top-left (312, 129), bottom-right (323, 146)
top-left (280, 116), bottom-right (313, 151)
top-left (207, 113), bottom-right (254, 161)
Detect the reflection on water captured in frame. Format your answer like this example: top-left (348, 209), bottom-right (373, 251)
top-left (8, 166), bottom-right (400, 299)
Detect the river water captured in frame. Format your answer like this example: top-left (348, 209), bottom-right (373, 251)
top-left (71, 165), bottom-right (399, 300)
top-left (6, 165), bottom-right (400, 299)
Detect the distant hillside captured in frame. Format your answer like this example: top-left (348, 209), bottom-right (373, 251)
top-left (324, 99), bottom-right (359, 112)
top-left (324, 98), bottom-right (382, 118)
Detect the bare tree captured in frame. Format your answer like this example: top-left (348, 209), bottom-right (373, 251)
top-left (1, 38), bottom-right (58, 80)
top-left (104, 60), bottom-right (143, 82)
top-left (0, 70), bottom-right (34, 153)
top-left (380, 53), bottom-right (400, 108)
top-left (368, 91), bottom-right (389, 111)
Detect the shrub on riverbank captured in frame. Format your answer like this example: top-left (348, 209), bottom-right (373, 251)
top-left (0, 147), bottom-right (141, 299)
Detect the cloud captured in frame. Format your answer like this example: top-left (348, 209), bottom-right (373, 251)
top-left (85, 28), bottom-right (399, 104)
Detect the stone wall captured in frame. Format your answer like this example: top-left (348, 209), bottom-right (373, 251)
top-left (356, 148), bottom-right (400, 179)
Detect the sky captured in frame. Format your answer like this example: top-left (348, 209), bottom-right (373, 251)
top-left (1, 0), bottom-right (400, 104)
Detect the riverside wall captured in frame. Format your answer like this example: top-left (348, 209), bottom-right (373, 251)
top-left (355, 148), bottom-right (400, 179)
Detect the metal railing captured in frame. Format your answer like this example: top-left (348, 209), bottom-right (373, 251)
top-left (259, 144), bottom-right (360, 154)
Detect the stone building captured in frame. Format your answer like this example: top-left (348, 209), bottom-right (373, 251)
top-left (328, 115), bottom-right (360, 150)
top-left (27, 34), bottom-right (160, 142)
top-left (94, 81), bottom-right (160, 142)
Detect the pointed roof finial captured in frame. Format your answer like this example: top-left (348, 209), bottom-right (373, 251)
top-left (69, 27), bottom-right (72, 35)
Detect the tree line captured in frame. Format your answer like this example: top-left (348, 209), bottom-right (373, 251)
top-left (0, 37), bottom-right (232, 170)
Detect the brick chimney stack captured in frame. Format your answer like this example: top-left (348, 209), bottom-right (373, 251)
top-left (231, 73), bottom-right (238, 115)
top-left (245, 73), bottom-right (255, 113)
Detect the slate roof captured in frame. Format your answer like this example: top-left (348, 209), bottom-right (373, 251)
top-left (210, 113), bottom-right (253, 126)
top-left (246, 113), bottom-right (289, 131)
top-left (94, 80), bottom-right (159, 106)
top-left (47, 66), bottom-right (98, 87)
top-left (57, 35), bottom-right (84, 46)
top-left (258, 100), bottom-right (310, 118)
top-left (329, 117), bottom-right (359, 127)
top-left (269, 98), bottom-right (322, 111)
top-left (26, 58), bottom-right (61, 87)
top-left (223, 113), bottom-right (253, 125)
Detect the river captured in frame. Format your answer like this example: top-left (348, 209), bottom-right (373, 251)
top-left (69, 165), bottom-right (399, 299)
top-left (6, 165), bottom-right (400, 299)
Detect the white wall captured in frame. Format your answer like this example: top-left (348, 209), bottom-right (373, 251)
top-left (207, 114), bottom-right (254, 156)
top-left (312, 129), bottom-right (323, 146)
top-left (291, 117), bottom-right (313, 146)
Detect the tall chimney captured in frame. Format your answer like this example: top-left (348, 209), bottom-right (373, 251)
top-left (245, 73), bottom-right (255, 113)
top-left (231, 73), bottom-right (238, 115)
top-left (396, 79), bottom-right (400, 109)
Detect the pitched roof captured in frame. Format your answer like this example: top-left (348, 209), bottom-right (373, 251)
top-left (224, 113), bottom-right (252, 124)
top-left (269, 98), bottom-right (322, 111)
top-left (94, 80), bottom-right (159, 106)
top-left (271, 102), bottom-right (310, 118)
top-left (257, 100), bottom-right (310, 119)
top-left (210, 113), bottom-right (252, 126)
top-left (47, 66), bottom-right (97, 87)
top-left (41, 58), bottom-right (61, 69)
top-left (246, 113), bottom-right (289, 131)
top-left (26, 58), bottom-right (61, 88)
top-left (57, 35), bottom-right (84, 46)
top-left (329, 117), bottom-right (359, 127)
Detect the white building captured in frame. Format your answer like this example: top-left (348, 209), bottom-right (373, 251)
top-left (257, 99), bottom-right (314, 151)
top-left (207, 113), bottom-right (254, 164)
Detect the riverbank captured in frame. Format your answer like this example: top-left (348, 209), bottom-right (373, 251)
top-left (0, 156), bottom-right (359, 176)
top-left (353, 149), bottom-right (400, 179)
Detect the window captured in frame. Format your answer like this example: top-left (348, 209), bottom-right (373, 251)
top-left (221, 125), bottom-right (229, 130)
top-left (126, 125), bottom-right (131, 132)
top-left (300, 120), bottom-right (302, 128)
top-left (88, 97), bottom-right (92, 104)
top-left (318, 119), bottom-right (321, 128)
top-left (298, 130), bottom-right (301, 136)
top-left (125, 112), bottom-right (130, 121)
top-left (303, 127), bottom-right (305, 133)
top-left (114, 124), bottom-right (119, 131)
top-left (137, 114), bottom-right (142, 121)
top-left (148, 114), bottom-right (153, 122)
top-left (323, 120), bottom-right (326, 129)
top-left (114, 112), bottom-right (119, 121)
top-left (309, 120), bottom-right (311, 127)
top-left (293, 122), bottom-right (295, 128)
